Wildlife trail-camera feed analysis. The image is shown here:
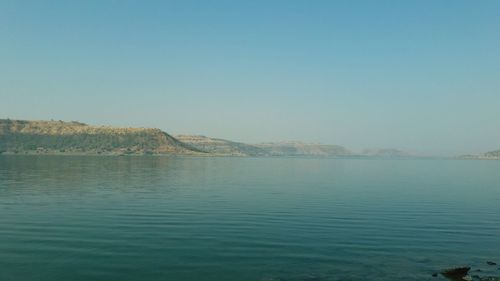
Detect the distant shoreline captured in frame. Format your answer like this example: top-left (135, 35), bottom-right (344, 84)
top-left (0, 151), bottom-right (464, 161)
top-left (1, 118), bottom-right (499, 159)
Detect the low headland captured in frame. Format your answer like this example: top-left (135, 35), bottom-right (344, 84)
top-left (0, 119), bottom-right (200, 156)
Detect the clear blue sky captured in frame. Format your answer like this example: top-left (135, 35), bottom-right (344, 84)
top-left (1, 0), bottom-right (499, 155)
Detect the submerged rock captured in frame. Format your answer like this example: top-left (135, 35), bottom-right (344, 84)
top-left (441, 267), bottom-right (471, 281)
top-left (487, 262), bottom-right (497, 266)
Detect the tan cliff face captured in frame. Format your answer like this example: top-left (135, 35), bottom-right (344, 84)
top-left (0, 119), bottom-right (201, 155)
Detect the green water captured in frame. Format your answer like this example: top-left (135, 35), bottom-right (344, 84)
top-left (0, 156), bottom-right (499, 281)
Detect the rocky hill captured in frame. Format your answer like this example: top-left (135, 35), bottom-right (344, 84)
top-left (176, 135), bottom-right (268, 156)
top-left (0, 119), bottom-right (201, 155)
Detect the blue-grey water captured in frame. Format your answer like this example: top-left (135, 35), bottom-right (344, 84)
top-left (0, 156), bottom-right (499, 281)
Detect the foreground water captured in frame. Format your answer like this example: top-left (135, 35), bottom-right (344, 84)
top-left (0, 156), bottom-right (499, 281)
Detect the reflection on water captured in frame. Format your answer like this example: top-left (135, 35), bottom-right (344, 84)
top-left (1, 155), bottom-right (500, 281)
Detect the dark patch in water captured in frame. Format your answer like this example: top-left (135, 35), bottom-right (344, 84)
top-left (441, 267), bottom-right (470, 280)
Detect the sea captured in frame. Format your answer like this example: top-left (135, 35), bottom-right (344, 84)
top-left (1, 155), bottom-right (499, 281)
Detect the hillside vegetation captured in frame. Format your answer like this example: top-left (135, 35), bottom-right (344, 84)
top-left (0, 119), bottom-right (200, 155)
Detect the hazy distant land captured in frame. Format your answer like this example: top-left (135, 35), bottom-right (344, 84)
top-left (1, 119), bottom-right (496, 159)
top-left (459, 150), bottom-right (500, 160)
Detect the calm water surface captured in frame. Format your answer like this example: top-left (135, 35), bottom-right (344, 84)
top-left (0, 156), bottom-right (499, 281)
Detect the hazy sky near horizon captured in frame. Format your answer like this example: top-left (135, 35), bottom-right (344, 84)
top-left (1, 0), bottom-right (499, 155)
